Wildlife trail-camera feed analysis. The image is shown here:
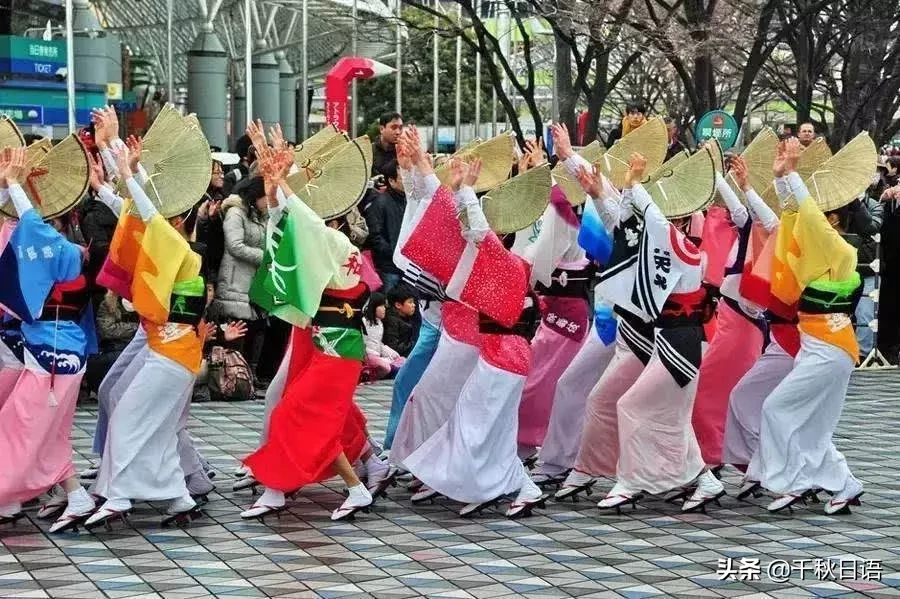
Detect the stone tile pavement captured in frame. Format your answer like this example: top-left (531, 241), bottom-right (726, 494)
top-left (2, 371), bottom-right (900, 598)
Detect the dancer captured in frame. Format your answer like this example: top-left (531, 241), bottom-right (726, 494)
top-left (383, 127), bottom-right (445, 450)
top-left (0, 146), bottom-right (95, 531)
top-left (747, 137), bottom-right (867, 514)
top-left (400, 157), bottom-right (548, 519)
top-left (239, 132), bottom-right (377, 522)
top-left (89, 141), bottom-right (207, 529)
top-left (691, 156), bottom-right (775, 468)
top-left (560, 152), bottom-right (725, 513)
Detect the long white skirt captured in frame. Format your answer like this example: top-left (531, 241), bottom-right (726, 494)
top-left (722, 339), bottom-right (794, 466)
top-left (93, 350), bottom-right (194, 502)
top-left (403, 357), bottom-right (528, 503)
top-left (538, 331), bottom-right (616, 476)
top-left (748, 333), bottom-right (854, 494)
top-left (93, 327), bottom-right (147, 455)
top-left (616, 351), bottom-right (705, 495)
top-left (390, 330), bottom-right (480, 469)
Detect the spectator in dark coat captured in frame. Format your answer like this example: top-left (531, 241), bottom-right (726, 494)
top-left (879, 184), bottom-right (900, 363)
top-left (664, 117), bottom-right (687, 160)
top-left (364, 160), bottom-right (406, 291)
top-left (196, 160), bottom-right (229, 283)
top-left (79, 191), bottom-right (118, 302)
top-left (383, 285), bottom-right (419, 357)
top-left (372, 112), bottom-right (403, 177)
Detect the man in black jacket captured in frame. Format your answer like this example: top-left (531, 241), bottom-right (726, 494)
top-left (365, 159), bottom-right (406, 291)
top-left (372, 112), bottom-right (403, 178)
top-left (79, 193), bottom-right (119, 306)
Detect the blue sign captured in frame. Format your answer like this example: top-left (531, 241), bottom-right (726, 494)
top-left (0, 104), bottom-right (44, 125)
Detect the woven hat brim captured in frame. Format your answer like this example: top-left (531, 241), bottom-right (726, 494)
top-left (808, 132), bottom-right (877, 213)
top-left (553, 140), bottom-right (605, 206)
top-left (0, 116), bottom-right (24, 152)
top-left (435, 133), bottom-right (515, 193)
top-left (481, 163), bottom-right (552, 234)
top-left (759, 137), bottom-right (833, 213)
top-left (598, 117), bottom-right (668, 189)
top-left (150, 123), bottom-right (214, 219)
top-left (293, 125), bottom-right (341, 167)
top-left (297, 138), bottom-right (369, 220)
top-left (15, 134), bottom-right (90, 220)
top-left (647, 146), bottom-right (716, 218)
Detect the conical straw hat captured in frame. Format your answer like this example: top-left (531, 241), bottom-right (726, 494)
top-left (26, 138), bottom-right (52, 168)
top-left (0, 116), bottom-right (24, 150)
top-left (706, 138), bottom-right (724, 174)
top-left (596, 117), bottom-right (667, 189)
top-left (352, 135), bottom-right (374, 176)
top-left (304, 134), bottom-right (350, 172)
top-left (552, 140), bottom-right (605, 206)
top-left (458, 138), bottom-right (482, 153)
top-left (293, 125), bottom-right (341, 167)
top-left (294, 137), bottom-right (370, 220)
top-left (479, 163), bottom-right (552, 234)
top-left (806, 132), bottom-right (877, 213)
top-left (15, 134), bottom-right (90, 220)
top-left (759, 136), bottom-right (833, 212)
top-left (646, 145), bottom-right (716, 218)
top-left (713, 127), bottom-right (778, 205)
top-left (144, 121), bottom-right (213, 218)
top-left (435, 133), bottom-right (515, 193)
top-left (643, 150), bottom-right (690, 186)
top-left (142, 104), bottom-right (184, 162)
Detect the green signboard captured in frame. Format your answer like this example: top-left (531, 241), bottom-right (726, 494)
top-left (696, 110), bottom-right (740, 150)
top-left (0, 36), bottom-right (67, 76)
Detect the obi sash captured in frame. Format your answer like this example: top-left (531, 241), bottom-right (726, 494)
top-left (312, 283), bottom-right (369, 332)
top-left (536, 264), bottom-right (595, 300)
top-left (478, 293), bottom-right (540, 339)
top-left (616, 306), bottom-right (655, 366)
top-left (654, 288), bottom-right (710, 388)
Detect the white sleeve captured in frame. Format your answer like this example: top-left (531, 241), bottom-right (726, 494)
top-left (96, 184), bottom-right (124, 216)
top-left (0, 187), bottom-right (8, 208)
top-left (270, 186), bottom-right (289, 225)
top-left (786, 171), bottom-right (811, 205)
top-left (774, 176), bottom-right (791, 202)
top-left (100, 148), bottom-right (120, 182)
top-left (745, 188), bottom-right (779, 232)
top-left (629, 183), bottom-right (670, 241)
top-left (421, 173), bottom-right (441, 203)
top-left (715, 172), bottom-right (748, 228)
top-left (135, 163), bottom-right (150, 188)
top-left (455, 186), bottom-right (490, 243)
top-left (400, 167), bottom-right (419, 203)
top-left (126, 177), bottom-right (158, 221)
top-left (8, 184), bottom-right (33, 217)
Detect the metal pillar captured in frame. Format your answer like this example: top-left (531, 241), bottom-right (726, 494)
top-left (244, 0), bottom-right (253, 128)
top-left (188, 25), bottom-right (228, 149)
top-left (454, 4), bottom-right (461, 150)
top-left (395, 0), bottom-right (402, 114)
top-left (351, 0), bottom-right (358, 137)
top-left (474, 1), bottom-right (481, 138)
top-left (432, 2), bottom-right (439, 152)
top-left (167, 0), bottom-right (174, 102)
top-left (278, 52), bottom-right (297, 142)
top-left (233, 83), bottom-right (247, 143)
top-left (65, 0), bottom-right (75, 133)
top-left (252, 48), bottom-right (280, 128)
top-left (300, 0), bottom-right (309, 140)
top-left (491, 87), bottom-right (497, 136)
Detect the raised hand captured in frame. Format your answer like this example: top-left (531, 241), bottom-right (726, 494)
top-left (201, 321), bottom-right (217, 340)
top-left (246, 119), bottom-right (269, 155)
top-left (126, 135), bottom-right (143, 173)
top-left (5, 147), bottom-right (28, 185)
top-left (576, 165), bottom-right (604, 199)
top-left (625, 153), bottom-right (647, 187)
top-left (396, 139), bottom-right (413, 171)
top-left (269, 124), bottom-right (287, 151)
top-left (114, 146), bottom-right (132, 181)
top-left (730, 155), bottom-right (750, 191)
top-left (783, 137), bottom-right (802, 173)
top-left (551, 123), bottom-right (573, 160)
top-left (773, 141), bottom-right (788, 178)
top-left (88, 153), bottom-right (105, 191)
top-left (224, 320), bottom-right (249, 342)
top-left (463, 158), bottom-right (482, 188)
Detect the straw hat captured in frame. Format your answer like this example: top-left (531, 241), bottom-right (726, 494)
top-left (478, 163), bottom-right (552, 234)
top-left (806, 132), bottom-right (877, 213)
top-left (645, 145), bottom-right (716, 218)
top-left (713, 127), bottom-right (778, 206)
top-left (293, 125), bottom-right (341, 167)
top-left (759, 136), bottom-right (833, 211)
top-left (26, 138), bottom-right (52, 168)
top-left (16, 134), bottom-right (90, 220)
top-left (0, 116), bottom-right (24, 151)
top-left (435, 133), bottom-right (516, 193)
top-left (596, 117), bottom-right (667, 189)
top-left (706, 138), bottom-right (724, 174)
top-left (292, 137), bottom-right (370, 220)
top-left (552, 140), bottom-right (605, 207)
top-left (140, 105), bottom-right (213, 217)
top-left (643, 150), bottom-right (690, 185)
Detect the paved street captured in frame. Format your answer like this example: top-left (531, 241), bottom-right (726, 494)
top-left (2, 371), bottom-right (900, 598)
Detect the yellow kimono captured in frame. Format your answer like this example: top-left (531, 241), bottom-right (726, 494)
top-left (772, 200), bottom-right (860, 362)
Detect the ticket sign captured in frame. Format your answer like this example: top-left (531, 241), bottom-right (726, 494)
top-left (0, 36), bottom-right (67, 77)
top-left (696, 110), bottom-right (739, 150)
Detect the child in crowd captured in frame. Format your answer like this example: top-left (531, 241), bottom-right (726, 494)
top-left (363, 292), bottom-right (406, 381)
top-left (383, 286), bottom-right (419, 357)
